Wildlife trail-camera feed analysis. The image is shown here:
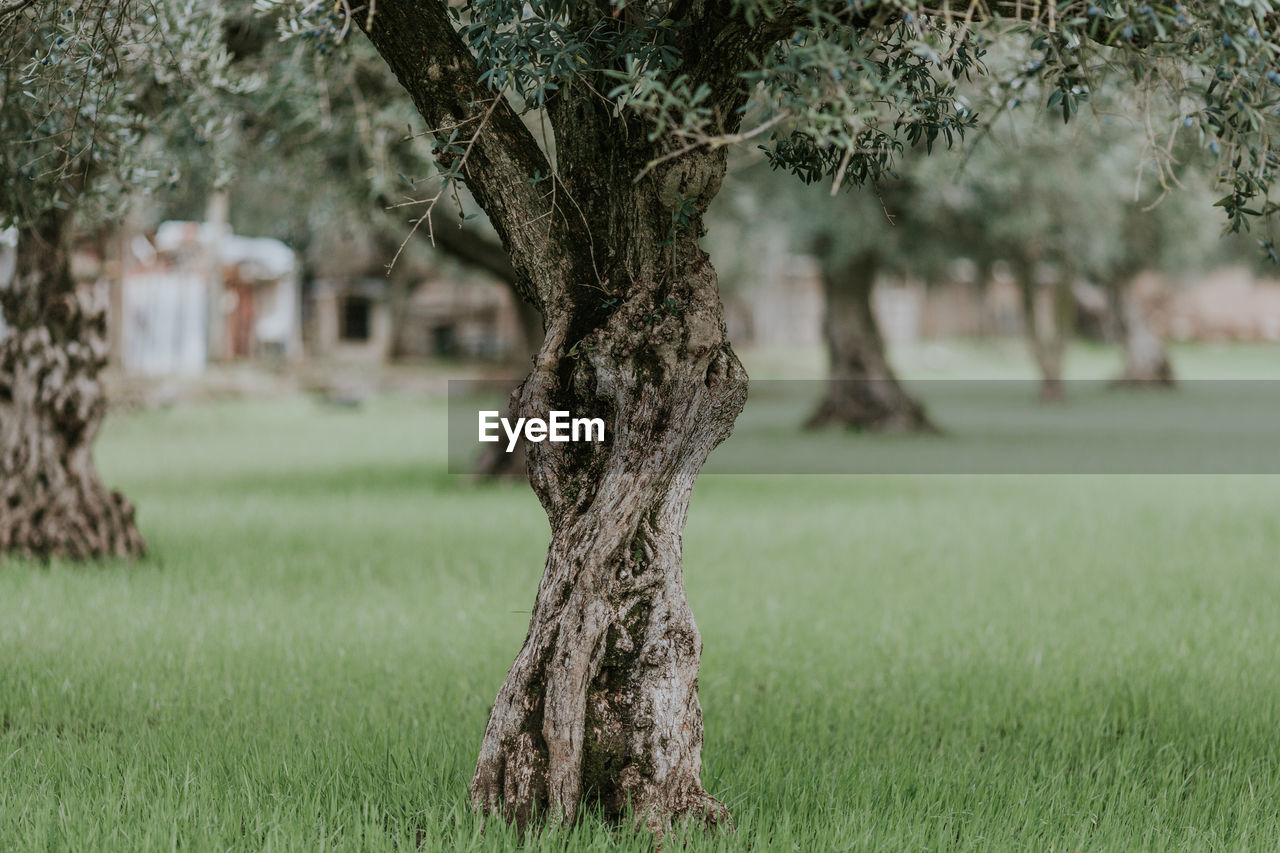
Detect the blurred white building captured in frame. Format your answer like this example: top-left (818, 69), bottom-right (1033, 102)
top-left (119, 222), bottom-right (301, 375)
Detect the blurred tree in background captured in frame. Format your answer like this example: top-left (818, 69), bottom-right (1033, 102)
top-left (710, 165), bottom-right (945, 431)
top-left (1, 0), bottom-right (236, 560)
top-left (1104, 167), bottom-right (1217, 387)
top-left (916, 102), bottom-right (1221, 397)
top-left (803, 182), bottom-right (940, 431)
top-left (713, 90), bottom-right (1226, 418)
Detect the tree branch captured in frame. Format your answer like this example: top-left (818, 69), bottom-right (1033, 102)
top-left (674, 1), bottom-right (809, 136)
top-left (353, 0), bottom-right (563, 311)
top-left (426, 208), bottom-right (516, 284)
top-left (0, 0), bottom-right (38, 20)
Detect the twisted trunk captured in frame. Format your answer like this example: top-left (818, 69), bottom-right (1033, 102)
top-left (358, 0), bottom-right (776, 830)
top-left (1015, 260), bottom-right (1072, 403)
top-left (807, 250), bottom-right (936, 432)
top-left (472, 315), bottom-right (745, 830)
top-left (468, 153), bottom-right (746, 832)
top-left (0, 214), bottom-right (145, 561)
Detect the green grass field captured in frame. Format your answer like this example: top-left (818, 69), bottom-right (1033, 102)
top-left (3, 343), bottom-right (1280, 851)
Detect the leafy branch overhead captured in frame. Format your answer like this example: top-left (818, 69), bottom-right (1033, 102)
top-left (254, 1), bottom-right (1280, 240)
top-left (1, 1), bottom-right (251, 232)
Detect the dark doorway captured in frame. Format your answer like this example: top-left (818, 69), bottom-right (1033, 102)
top-left (432, 323), bottom-right (458, 357)
top-left (340, 295), bottom-right (372, 342)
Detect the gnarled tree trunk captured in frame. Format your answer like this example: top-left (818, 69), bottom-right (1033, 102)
top-left (1014, 259), bottom-right (1072, 403)
top-left (807, 248), bottom-right (936, 432)
top-left (360, 0), bottom-right (781, 831)
top-left (466, 153), bottom-right (746, 833)
top-left (0, 214), bottom-right (146, 561)
top-left (472, 304), bottom-right (746, 831)
top-left (1111, 278), bottom-right (1175, 387)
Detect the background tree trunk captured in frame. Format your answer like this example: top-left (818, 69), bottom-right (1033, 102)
top-left (1111, 279), bottom-right (1175, 387)
top-left (972, 259), bottom-right (994, 338)
top-left (384, 260), bottom-right (419, 362)
top-left (807, 249), bottom-right (937, 432)
top-left (469, 380), bottom-right (529, 481)
top-left (383, 199), bottom-right (546, 368)
top-left (0, 214), bottom-right (146, 561)
top-left (512, 298), bottom-right (544, 358)
top-left (1015, 260), bottom-right (1072, 403)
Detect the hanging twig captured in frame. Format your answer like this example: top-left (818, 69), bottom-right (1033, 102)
top-left (385, 87), bottom-right (507, 272)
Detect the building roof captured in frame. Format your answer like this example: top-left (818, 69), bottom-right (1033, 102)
top-left (154, 221), bottom-right (295, 280)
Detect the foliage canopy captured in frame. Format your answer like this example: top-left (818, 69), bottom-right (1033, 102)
top-left (253, 1), bottom-right (1280, 246)
top-left (0, 1), bottom-right (242, 233)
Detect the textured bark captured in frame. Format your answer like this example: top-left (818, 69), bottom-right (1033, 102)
top-left (357, 0), bottom-right (774, 830)
top-left (807, 250), bottom-right (936, 432)
top-left (1111, 280), bottom-right (1175, 388)
top-left (464, 144), bottom-right (747, 832)
top-left (1014, 261), bottom-right (1072, 403)
top-left (471, 328), bottom-right (745, 831)
top-left (0, 215), bottom-right (146, 561)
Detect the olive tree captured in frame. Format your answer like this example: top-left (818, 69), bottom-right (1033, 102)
top-left (1106, 172), bottom-right (1217, 386)
top-left (927, 115), bottom-right (1135, 399)
top-left (257, 0), bottom-right (1279, 830)
top-left (916, 106), bottom-right (1222, 397)
top-left (1, 0), bottom-right (235, 560)
top-left (711, 165), bottom-right (941, 431)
